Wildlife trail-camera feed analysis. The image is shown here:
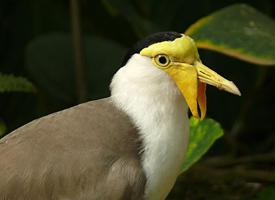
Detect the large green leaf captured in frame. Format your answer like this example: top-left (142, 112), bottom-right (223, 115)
top-left (185, 4), bottom-right (275, 66)
top-left (181, 117), bottom-right (224, 172)
top-left (0, 73), bottom-right (35, 93)
top-left (25, 33), bottom-right (126, 103)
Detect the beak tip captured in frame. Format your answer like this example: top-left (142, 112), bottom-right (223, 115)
top-left (230, 81), bottom-right (241, 96)
top-left (221, 80), bottom-right (241, 96)
top-left (236, 90), bottom-right (241, 96)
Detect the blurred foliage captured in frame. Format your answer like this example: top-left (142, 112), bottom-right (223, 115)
top-left (0, 73), bottom-right (35, 135)
top-left (0, 73), bottom-right (35, 93)
top-left (0, 120), bottom-right (6, 137)
top-left (25, 33), bottom-right (125, 104)
top-left (255, 186), bottom-right (275, 200)
top-left (1, 0), bottom-right (275, 199)
top-left (182, 117), bottom-right (223, 172)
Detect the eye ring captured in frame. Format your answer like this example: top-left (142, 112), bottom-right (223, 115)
top-left (154, 54), bottom-right (170, 68)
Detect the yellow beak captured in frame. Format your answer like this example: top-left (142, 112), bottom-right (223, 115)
top-left (166, 61), bottom-right (241, 119)
top-left (195, 62), bottom-right (241, 96)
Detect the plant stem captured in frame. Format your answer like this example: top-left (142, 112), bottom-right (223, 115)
top-left (70, 0), bottom-right (87, 103)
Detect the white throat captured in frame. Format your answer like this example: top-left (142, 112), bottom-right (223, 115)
top-left (111, 54), bottom-right (190, 200)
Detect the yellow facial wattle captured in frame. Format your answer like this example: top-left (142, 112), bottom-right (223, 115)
top-left (140, 35), bottom-right (241, 119)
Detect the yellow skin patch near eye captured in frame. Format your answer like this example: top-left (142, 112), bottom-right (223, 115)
top-left (140, 35), bottom-right (241, 119)
top-left (165, 63), bottom-right (200, 118)
top-left (141, 36), bottom-right (200, 65)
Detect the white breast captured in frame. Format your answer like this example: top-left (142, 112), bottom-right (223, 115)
top-left (111, 54), bottom-right (189, 200)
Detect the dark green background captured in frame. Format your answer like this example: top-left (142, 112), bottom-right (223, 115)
top-left (1, 0), bottom-right (275, 199)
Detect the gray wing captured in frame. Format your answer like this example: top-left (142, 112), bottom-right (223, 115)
top-left (0, 98), bottom-right (146, 200)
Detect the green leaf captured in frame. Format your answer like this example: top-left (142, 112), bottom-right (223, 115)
top-left (0, 120), bottom-right (7, 138)
top-left (0, 73), bottom-right (35, 93)
top-left (181, 117), bottom-right (224, 172)
top-left (185, 4), bottom-right (275, 66)
top-left (255, 186), bottom-right (275, 200)
top-left (25, 33), bottom-right (126, 103)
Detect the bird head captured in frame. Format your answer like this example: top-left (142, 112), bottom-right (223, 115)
top-left (137, 32), bottom-right (241, 119)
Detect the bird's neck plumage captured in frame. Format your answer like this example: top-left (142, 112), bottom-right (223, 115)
top-left (110, 54), bottom-right (189, 200)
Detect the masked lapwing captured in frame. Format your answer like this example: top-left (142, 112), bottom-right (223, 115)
top-left (0, 32), bottom-right (240, 200)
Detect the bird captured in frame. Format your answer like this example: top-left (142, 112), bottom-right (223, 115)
top-left (0, 32), bottom-right (240, 200)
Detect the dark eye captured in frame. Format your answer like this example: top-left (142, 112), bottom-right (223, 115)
top-left (154, 54), bottom-right (170, 67)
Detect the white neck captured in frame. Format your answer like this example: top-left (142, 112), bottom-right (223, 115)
top-left (110, 54), bottom-right (189, 200)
